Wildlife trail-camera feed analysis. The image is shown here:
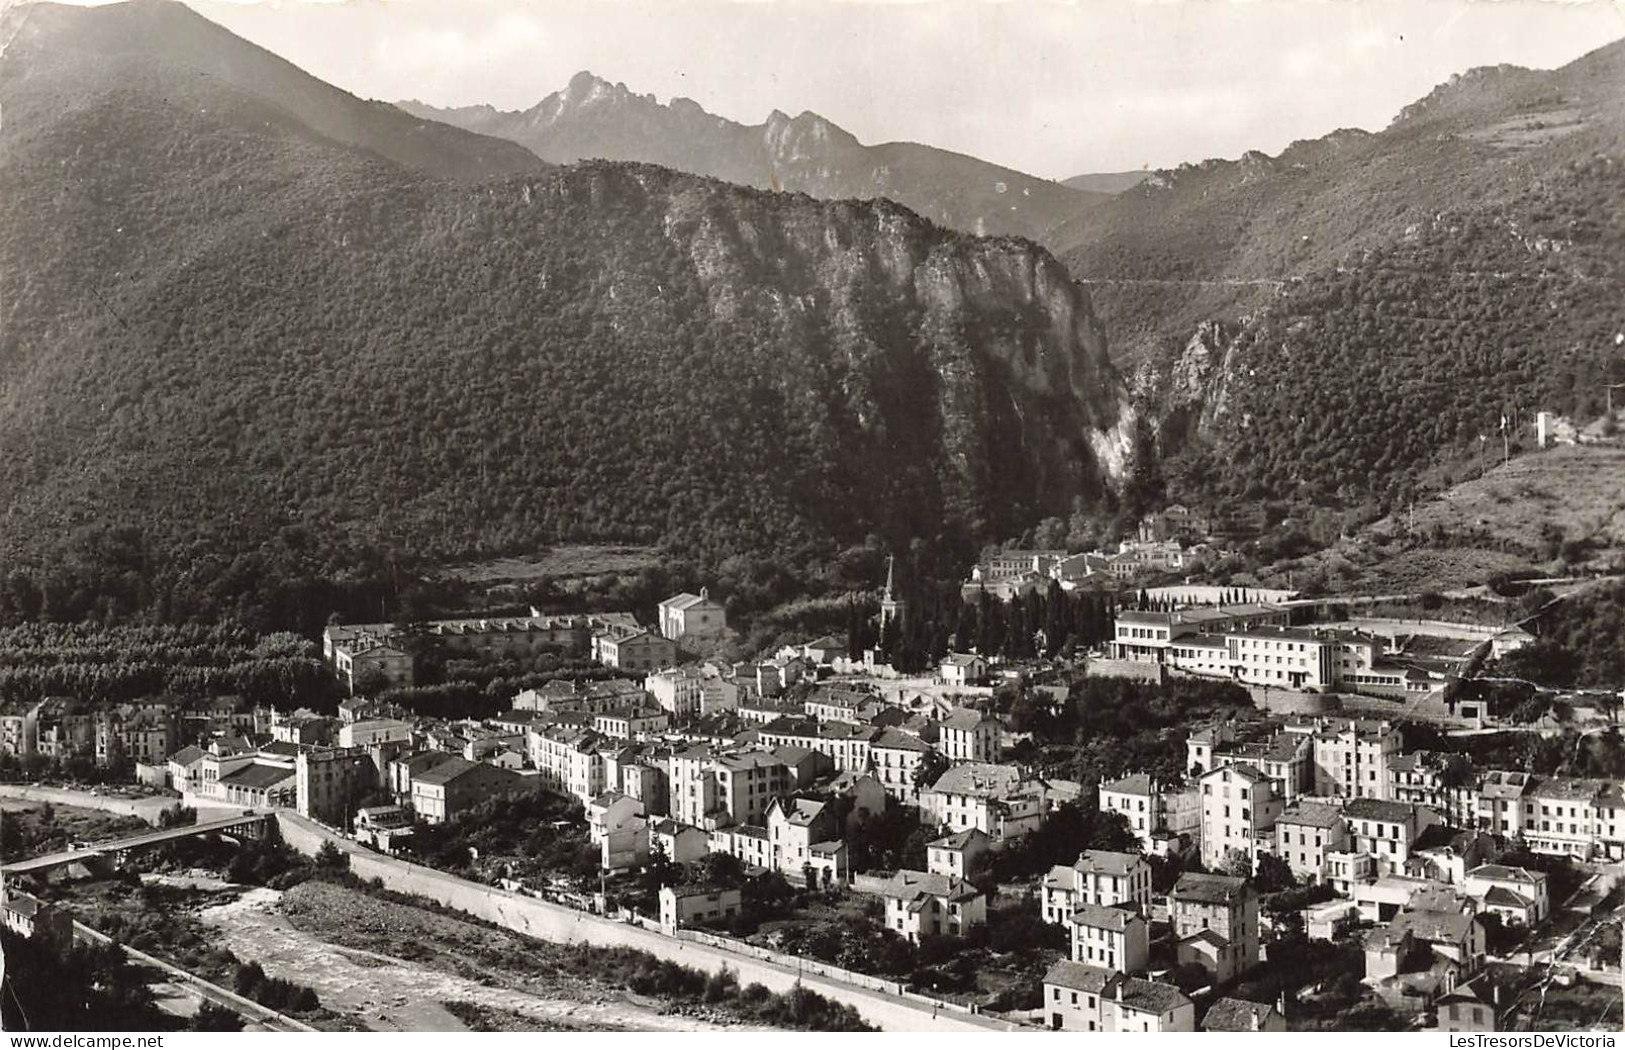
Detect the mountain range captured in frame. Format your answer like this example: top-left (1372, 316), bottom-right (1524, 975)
top-left (0, 0), bottom-right (1133, 612)
top-left (2, 0), bottom-right (1622, 626)
top-left (397, 74), bottom-right (1108, 244)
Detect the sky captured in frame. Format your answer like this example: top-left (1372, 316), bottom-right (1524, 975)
top-left (160, 0), bottom-right (1625, 180)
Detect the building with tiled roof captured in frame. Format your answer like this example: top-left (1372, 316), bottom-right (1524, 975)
top-left (1070, 903), bottom-right (1149, 973)
top-left (1202, 996), bottom-right (1285, 1032)
top-left (1464, 864), bottom-right (1549, 926)
top-left (1171, 873), bottom-right (1258, 983)
top-left (1273, 800), bottom-right (1350, 881)
top-left (927, 827), bottom-right (994, 879)
top-left (876, 869), bottom-right (986, 943)
top-left (1042, 849), bottom-right (1153, 926)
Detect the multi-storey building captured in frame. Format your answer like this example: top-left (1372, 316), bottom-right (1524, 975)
top-left (1271, 801), bottom-right (1348, 883)
top-left (1042, 962), bottom-right (1196, 1033)
top-left (410, 757), bottom-right (526, 824)
top-left (1199, 763), bottom-right (1283, 870)
top-left (868, 727), bottom-right (933, 804)
top-left (937, 707), bottom-right (1000, 763)
top-left (657, 589), bottom-right (727, 643)
top-left (756, 717), bottom-right (877, 773)
top-left (1524, 777), bottom-right (1603, 859)
top-left (93, 705), bottom-right (176, 768)
top-left (0, 701), bottom-right (42, 758)
top-left (1042, 850), bottom-right (1153, 926)
top-left (34, 698), bottom-right (94, 760)
top-left (1310, 718), bottom-right (1403, 800)
top-left (297, 746), bottom-right (380, 826)
top-left (592, 627), bottom-right (677, 673)
top-left (1388, 750), bottom-right (1478, 827)
top-left (1112, 608), bottom-right (1429, 700)
top-left (1342, 798), bottom-right (1442, 873)
top-left (877, 869), bottom-right (986, 943)
top-left (921, 762), bottom-right (1049, 840)
top-left (1464, 864), bottom-right (1550, 927)
top-left (527, 724), bottom-right (607, 805)
top-left (1170, 873), bottom-right (1259, 982)
top-left (927, 828), bottom-right (994, 879)
top-left (1098, 771), bottom-right (1200, 855)
top-left (766, 796), bottom-right (847, 887)
top-left (645, 667), bottom-right (705, 717)
top-left (592, 707), bottom-right (669, 740)
top-left (338, 718), bottom-right (413, 749)
top-left (1071, 904), bottom-right (1149, 973)
top-left (1202, 730), bottom-right (1312, 803)
top-left (803, 685), bottom-right (884, 725)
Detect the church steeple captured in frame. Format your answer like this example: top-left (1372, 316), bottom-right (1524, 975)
top-left (880, 554), bottom-right (904, 628)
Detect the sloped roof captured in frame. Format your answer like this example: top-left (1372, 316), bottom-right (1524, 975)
top-left (872, 727), bottom-right (932, 752)
top-left (1279, 801), bottom-right (1344, 829)
top-left (1172, 872), bottom-right (1249, 905)
top-left (931, 828), bottom-right (992, 852)
top-left (878, 868), bottom-right (980, 904)
top-left (1482, 886), bottom-right (1533, 910)
top-left (1075, 849), bottom-right (1141, 877)
top-left (1181, 927), bottom-right (1231, 950)
top-left (219, 762), bottom-right (295, 790)
top-left (1043, 959), bottom-right (1117, 993)
top-left (1343, 797), bottom-right (1419, 823)
top-left (1202, 997), bottom-right (1278, 1032)
top-left (169, 745), bottom-right (207, 767)
top-left (1101, 771), bottom-right (1156, 796)
top-left (412, 756), bottom-right (493, 786)
top-left (928, 762), bottom-right (1022, 798)
top-left (1467, 863), bottom-right (1544, 885)
top-left (1117, 978), bottom-right (1192, 1016)
top-left (941, 708), bottom-right (987, 731)
top-left (1071, 903), bottom-right (1141, 932)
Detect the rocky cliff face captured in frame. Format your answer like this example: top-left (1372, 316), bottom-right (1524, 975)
top-left (399, 72), bottom-right (1105, 245)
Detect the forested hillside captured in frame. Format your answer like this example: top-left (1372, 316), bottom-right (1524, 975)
top-left (1177, 156), bottom-right (1625, 509)
top-left (1052, 37), bottom-right (1625, 515)
top-left (0, 1), bottom-right (1132, 630)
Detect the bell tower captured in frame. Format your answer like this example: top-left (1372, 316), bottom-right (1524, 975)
top-left (879, 555), bottom-right (905, 628)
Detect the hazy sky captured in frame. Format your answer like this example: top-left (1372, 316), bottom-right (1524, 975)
top-left (175, 0), bottom-right (1625, 180)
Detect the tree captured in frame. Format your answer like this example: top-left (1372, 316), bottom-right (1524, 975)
top-left (1254, 853), bottom-right (1296, 894)
top-left (315, 841), bottom-right (348, 870)
top-left (913, 750), bottom-right (949, 790)
top-left (190, 1003), bottom-right (244, 1032)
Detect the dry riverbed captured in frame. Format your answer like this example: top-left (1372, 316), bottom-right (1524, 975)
top-left (198, 880), bottom-right (762, 1032)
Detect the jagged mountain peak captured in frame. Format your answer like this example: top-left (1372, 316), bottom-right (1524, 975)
top-left (404, 71), bottom-right (1107, 243)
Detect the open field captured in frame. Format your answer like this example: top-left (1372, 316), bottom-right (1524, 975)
top-left (1265, 445), bottom-right (1625, 595)
top-left (442, 546), bottom-right (663, 585)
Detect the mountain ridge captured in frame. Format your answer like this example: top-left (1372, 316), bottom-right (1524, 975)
top-left (396, 71), bottom-right (1108, 244)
